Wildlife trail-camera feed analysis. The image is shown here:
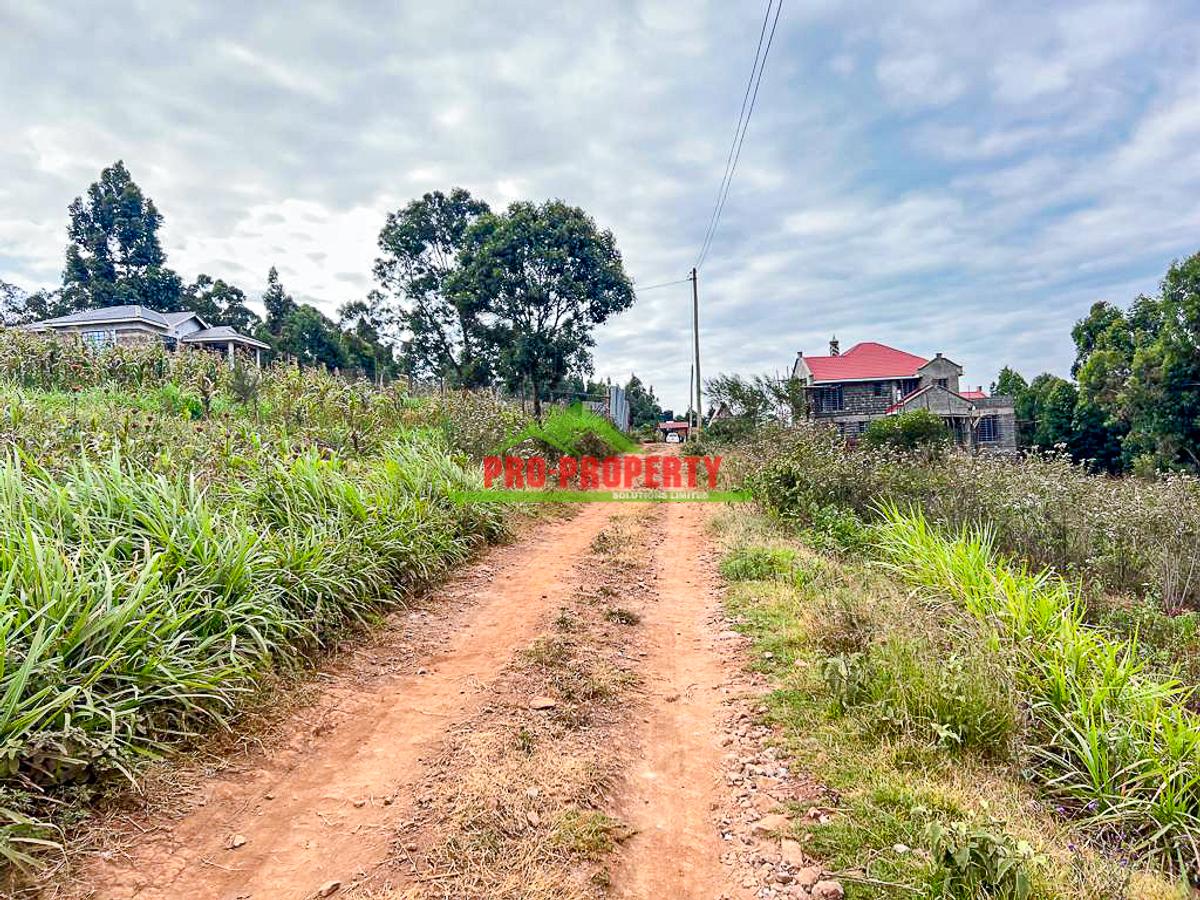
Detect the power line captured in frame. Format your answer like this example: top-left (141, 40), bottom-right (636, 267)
top-left (694, 0), bottom-right (784, 271)
top-left (693, 0), bottom-right (771, 271)
top-left (633, 277), bottom-right (690, 294)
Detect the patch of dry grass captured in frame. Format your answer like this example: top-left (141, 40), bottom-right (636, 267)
top-left (369, 506), bottom-right (662, 899)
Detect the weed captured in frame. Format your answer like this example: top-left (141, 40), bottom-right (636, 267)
top-left (876, 505), bottom-right (1200, 874)
top-left (604, 607), bottom-right (641, 626)
top-left (812, 588), bottom-right (878, 655)
top-left (524, 637), bottom-right (573, 669)
top-left (552, 810), bottom-right (633, 858)
top-left (925, 810), bottom-right (1046, 900)
top-left (515, 728), bottom-right (535, 755)
top-left (720, 545), bottom-right (800, 583)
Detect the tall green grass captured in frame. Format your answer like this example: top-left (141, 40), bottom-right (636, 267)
top-left (875, 505), bottom-right (1200, 876)
top-left (0, 435), bottom-right (502, 868)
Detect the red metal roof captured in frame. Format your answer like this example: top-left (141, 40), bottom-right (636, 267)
top-left (659, 421), bottom-right (690, 430)
top-left (803, 342), bottom-right (928, 382)
top-left (959, 389), bottom-right (987, 400)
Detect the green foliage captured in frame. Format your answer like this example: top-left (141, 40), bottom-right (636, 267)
top-left (184, 274), bottom-right (261, 333)
top-left (624, 373), bottom-right (662, 427)
top-left (504, 403), bottom-right (636, 458)
top-left (61, 161), bottom-right (183, 312)
top-left (926, 812), bottom-right (1045, 899)
top-left (854, 638), bottom-right (1020, 756)
top-left (0, 349), bottom-right (518, 870)
top-left (719, 546), bottom-right (806, 584)
top-left (876, 506), bottom-right (1200, 874)
top-left (703, 372), bottom-right (807, 439)
top-left (736, 422), bottom-right (1200, 608)
top-left (373, 188), bottom-right (492, 387)
top-left (1000, 249), bottom-right (1200, 473)
top-left (451, 199), bottom-right (635, 418)
top-left (862, 410), bottom-right (951, 453)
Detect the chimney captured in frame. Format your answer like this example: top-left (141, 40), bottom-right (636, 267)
top-left (796, 350), bottom-right (803, 358)
top-left (829, 336), bottom-right (840, 357)
top-left (935, 352), bottom-right (943, 359)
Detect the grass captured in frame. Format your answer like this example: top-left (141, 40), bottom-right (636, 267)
top-left (0, 433), bottom-right (504, 873)
top-left (712, 507), bottom-right (1185, 898)
top-left (874, 505), bottom-right (1200, 878)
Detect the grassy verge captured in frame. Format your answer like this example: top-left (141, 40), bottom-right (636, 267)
top-left (0, 434), bottom-right (505, 874)
top-left (712, 508), bottom-right (1186, 899)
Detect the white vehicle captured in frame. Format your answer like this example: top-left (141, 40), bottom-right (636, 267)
top-left (665, 432), bottom-right (683, 443)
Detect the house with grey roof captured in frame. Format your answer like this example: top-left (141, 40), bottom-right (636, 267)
top-left (21, 305), bottom-right (269, 365)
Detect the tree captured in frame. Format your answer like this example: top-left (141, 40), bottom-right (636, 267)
top-left (1, 280), bottom-right (27, 326)
top-left (278, 305), bottom-right (347, 370)
top-left (262, 266), bottom-right (297, 336)
top-left (185, 274), bottom-right (260, 332)
top-left (373, 188), bottom-right (491, 386)
top-left (992, 366), bottom-right (1027, 398)
top-left (705, 372), bottom-right (807, 425)
top-left (1122, 254), bottom-right (1200, 469)
top-left (1023, 374), bottom-right (1078, 450)
top-left (0, 281), bottom-right (66, 326)
top-left (625, 374), bottom-right (663, 427)
top-left (452, 200), bottom-right (635, 418)
top-left (338, 298), bottom-right (397, 381)
top-left (61, 161), bottom-right (182, 311)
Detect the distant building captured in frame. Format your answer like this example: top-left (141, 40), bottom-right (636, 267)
top-left (21, 304), bottom-right (269, 365)
top-left (791, 338), bottom-right (1017, 451)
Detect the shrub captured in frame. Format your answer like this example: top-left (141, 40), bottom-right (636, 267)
top-left (862, 409), bottom-right (951, 454)
top-left (736, 422), bottom-right (1200, 609)
top-left (925, 812), bottom-right (1045, 899)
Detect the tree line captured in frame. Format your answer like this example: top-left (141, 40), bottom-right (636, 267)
top-left (995, 251), bottom-right (1200, 474)
top-left (1, 164), bottom-right (638, 405)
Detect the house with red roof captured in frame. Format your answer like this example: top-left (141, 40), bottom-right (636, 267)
top-left (791, 338), bottom-right (1016, 451)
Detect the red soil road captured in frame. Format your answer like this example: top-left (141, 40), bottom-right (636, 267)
top-left (81, 503), bottom-right (620, 900)
top-left (610, 502), bottom-right (741, 899)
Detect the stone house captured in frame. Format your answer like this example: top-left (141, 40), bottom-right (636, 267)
top-left (790, 339), bottom-right (1017, 451)
top-left (21, 305), bottom-right (269, 365)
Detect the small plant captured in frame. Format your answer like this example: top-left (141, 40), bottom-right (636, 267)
top-left (925, 810), bottom-right (1045, 899)
top-left (720, 545), bottom-right (806, 583)
top-left (813, 589), bottom-right (877, 655)
top-left (821, 652), bottom-right (870, 713)
top-left (552, 809), bottom-right (633, 858)
top-left (604, 607), bottom-right (641, 626)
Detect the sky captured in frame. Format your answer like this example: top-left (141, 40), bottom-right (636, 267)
top-left (2, 0), bottom-right (1199, 411)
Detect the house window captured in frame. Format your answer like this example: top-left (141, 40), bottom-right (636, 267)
top-left (814, 386), bottom-right (844, 412)
top-left (872, 381), bottom-right (886, 397)
top-left (977, 415), bottom-right (998, 443)
top-left (81, 330), bottom-right (113, 351)
top-left (936, 377), bottom-right (948, 389)
top-left (856, 421), bottom-right (870, 434)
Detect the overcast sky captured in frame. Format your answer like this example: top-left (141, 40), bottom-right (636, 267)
top-left (3, 1), bottom-right (1198, 410)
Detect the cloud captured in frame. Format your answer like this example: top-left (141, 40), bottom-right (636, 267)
top-left (1, 0), bottom-right (1199, 409)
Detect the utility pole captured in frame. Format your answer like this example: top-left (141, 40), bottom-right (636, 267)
top-left (691, 267), bottom-right (702, 437)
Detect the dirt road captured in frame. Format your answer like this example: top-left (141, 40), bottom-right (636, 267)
top-left (64, 499), bottom-right (804, 900)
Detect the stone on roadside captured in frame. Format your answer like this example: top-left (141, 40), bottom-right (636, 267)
top-left (795, 866), bottom-right (822, 888)
top-left (751, 813), bottom-right (790, 835)
top-left (812, 879), bottom-right (844, 899)
top-left (318, 881), bottom-right (342, 897)
top-left (779, 838), bottom-right (806, 867)
top-left (529, 696), bottom-right (557, 710)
